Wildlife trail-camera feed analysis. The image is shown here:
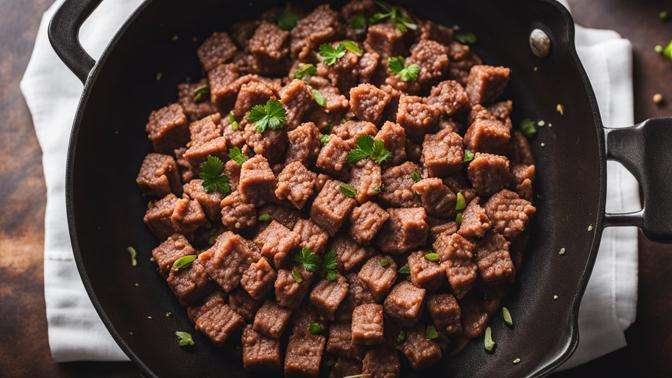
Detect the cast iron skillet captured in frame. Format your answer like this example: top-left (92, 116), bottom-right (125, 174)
top-left (49, 0), bottom-right (672, 376)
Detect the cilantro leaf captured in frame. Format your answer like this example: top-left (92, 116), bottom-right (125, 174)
top-left (349, 13), bottom-right (367, 32)
top-left (378, 257), bottom-right (392, 267)
top-left (192, 85), bottom-right (209, 102)
top-left (411, 170), bottom-right (421, 183)
top-left (340, 183), bottom-right (357, 198)
top-left (228, 146), bottom-right (248, 165)
top-left (321, 249), bottom-right (339, 281)
top-left (455, 32), bottom-right (477, 44)
top-left (319, 43), bottom-right (346, 65)
top-left (388, 56), bottom-right (419, 82)
top-left (347, 135), bottom-right (391, 164)
top-left (424, 252), bottom-right (440, 262)
top-left (319, 134), bottom-right (331, 145)
top-left (519, 118), bottom-right (537, 138)
top-left (175, 331), bottom-right (195, 347)
top-left (371, 139), bottom-right (391, 164)
top-left (291, 267), bottom-right (304, 283)
top-left (464, 149), bottom-right (474, 163)
top-left (369, 3), bottom-right (416, 32)
top-left (341, 40), bottom-right (363, 56)
top-left (311, 88), bottom-right (327, 107)
top-left (199, 155), bottom-right (231, 194)
top-left (227, 111), bottom-right (240, 131)
top-left (426, 325), bottom-right (439, 340)
top-left (247, 99), bottom-right (286, 133)
top-left (294, 63), bottom-right (317, 80)
top-left (398, 264), bottom-right (410, 274)
top-left (295, 246), bottom-right (321, 272)
top-left (277, 9), bottom-right (299, 31)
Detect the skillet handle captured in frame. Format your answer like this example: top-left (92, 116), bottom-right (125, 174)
top-left (48, 0), bottom-right (103, 83)
top-left (605, 118), bottom-right (672, 242)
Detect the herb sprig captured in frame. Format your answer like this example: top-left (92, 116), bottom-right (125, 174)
top-left (294, 63), bottom-right (317, 80)
top-left (199, 156), bottom-right (231, 195)
top-left (319, 43), bottom-right (346, 65)
top-left (369, 2), bottom-right (417, 32)
top-left (347, 135), bottom-right (391, 164)
top-left (175, 331), bottom-right (195, 347)
top-left (519, 119), bottom-right (537, 138)
top-left (248, 99), bottom-right (287, 133)
top-left (322, 249), bottom-right (339, 281)
top-left (295, 246), bottom-right (321, 272)
top-left (340, 183), bottom-right (357, 198)
top-left (192, 85), bottom-right (209, 102)
top-left (388, 56), bottom-right (420, 82)
top-left (228, 146), bottom-right (248, 165)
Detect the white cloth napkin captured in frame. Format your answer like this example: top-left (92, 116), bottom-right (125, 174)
top-left (21, 0), bottom-right (638, 368)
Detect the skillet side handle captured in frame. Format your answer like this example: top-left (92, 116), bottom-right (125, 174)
top-left (605, 118), bottom-right (672, 243)
top-left (48, 0), bottom-right (103, 83)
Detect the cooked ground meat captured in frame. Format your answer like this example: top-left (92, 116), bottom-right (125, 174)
top-left (136, 2), bottom-right (536, 374)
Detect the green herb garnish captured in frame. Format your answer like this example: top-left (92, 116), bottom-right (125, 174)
top-left (455, 32), bottom-right (477, 44)
top-left (322, 249), bottom-right (339, 281)
top-left (319, 43), bottom-right (346, 65)
top-left (502, 307), bottom-right (513, 327)
top-left (228, 146), bottom-right (248, 165)
top-left (192, 85), bottom-right (209, 102)
top-left (199, 155), bottom-right (231, 194)
top-left (277, 9), bottom-right (299, 31)
top-left (341, 40), bottom-right (363, 56)
top-left (388, 56), bottom-right (420, 82)
top-left (369, 2), bottom-right (417, 32)
top-left (311, 88), bottom-right (327, 107)
top-left (426, 325), bottom-right (439, 340)
top-left (295, 246), bottom-right (321, 272)
top-left (484, 326), bottom-right (496, 352)
top-left (464, 149), bottom-right (474, 163)
top-left (347, 135), bottom-right (391, 164)
top-left (291, 267), bottom-right (304, 283)
top-left (519, 118), bottom-right (537, 138)
top-left (663, 40), bottom-right (672, 59)
top-left (339, 183), bottom-right (357, 198)
top-left (349, 13), bottom-right (367, 32)
top-left (309, 322), bottom-right (325, 335)
top-left (378, 257), bottom-right (392, 267)
top-left (227, 111), bottom-right (240, 131)
top-left (127, 246), bottom-right (137, 267)
top-left (455, 192), bottom-right (466, 211)
top-left (258, 213), bottom-right (271, 222)
top-left (424, 252), bottom-right (439, 262)
top-left (410, 170), bottom-right (421, 183)
top-left (398, 264), bottom-right (410, 274)
top-left (172, 255), bottom-right (197, 272)
top-left (319, 134), bottom-right (331, 145)
top-left (175, 331), bottom-right (195, 347)
top-left (455, 212), bottom-right (463, 225)
top-left (396, 330), bottom-right (407, 345)
top-left (248, 99), bottom-right (286, 133)
top-left (294, 63), bottom-right (317, 80)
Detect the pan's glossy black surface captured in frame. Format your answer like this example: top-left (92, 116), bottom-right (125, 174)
top-left (48, 0), bottom-right (672, 376)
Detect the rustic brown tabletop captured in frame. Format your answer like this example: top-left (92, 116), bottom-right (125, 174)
top-left (1, 0), bottom-right (671, 377)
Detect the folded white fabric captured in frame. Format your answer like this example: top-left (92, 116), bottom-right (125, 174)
top-left (21, 0), bottom-right (637, 367)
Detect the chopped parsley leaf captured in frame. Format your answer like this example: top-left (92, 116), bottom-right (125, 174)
top-left (424, 252), bottom-right (440, 262)
top-left (227, 111), bottom-right (240, 131)
top-left (663, 40), bottom-right (672, 59)
top-left (291, 267), bottom-right (304, 283)
top-left (172, 255), bottom-right (197, 272)
top-left (398, 264), bottom-right (410, 274)
top-left (388, 56), bottom-right (420, 82)
top-left (464, 149), bottom-right (474, 163)
top-left (228, 146), bottom-right (248, 165)
top-left (455, 192), bottom-right (466, 211)
top-left (175, 331), bottom-right (195, 347)
top-left (455, 212), bottom-right (463, 225)
top-left (127, 246), bottom-right (137, 267)
top-left (519, 118), bottom-right (537, 138)
top-left (311, 88), bottom-right (327, 107)
top-left (319, 43), bottom-right (346, 65)
top-left (347, 135), bottom-right (391, 164)
top-left (410, 170), bottom-right (421, 182)
top-left (455, 32), bottom-right (477, 44)
top-left (319, 133), bottom-right (331, 145)
top-left (192, 85), bottom-right (209, 102)
top-left (426, 325), bottom-right (439, 340)
top-left (369, 2), bottom-right (417, 32)
top-left (199, 155), bottom-right (231, 194)
top-left (378, 257), bottom-right (392, 267)
top-left (340, 183), bottom-right (357, 198)
top-left (295, 246), bottom-right (321, 272)
top-left (248, 99), bottom-right (287, 133)
top-left (341, 40), bottom-right (363, 56)
top-left (322, 249), bottom-right (339, 281)
top-left (258, 213), bottom-right (271, 222)
top-left (294, 63), bottom-right (317, 80)
top-left (309, 322), bottom-right (325, 335)
top-left (277, 9), bottom-right (299, 31)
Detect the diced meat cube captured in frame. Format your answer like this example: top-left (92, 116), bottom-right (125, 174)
top-left (248, 21), bottom-right (290, 71)
top-left (365, 22), bottom-right (411, 58)
top-left (467, 153), bottom-right (512, 196)
top-left (357, 255), bottom-right (397, 300)
top-left (484, 189), bottom-right (536, 240)
top-left (380, 162), bottom-right (421, 208)
top-left (242, 325), bottom-right (282, 371)
top-left (375, 121), bottom-right (407, 166)
top-left (405, 138), bottom-right (422, 163)
top-left (407, 251), bottom-right (445, 291)
top-left (351, 303), bottom-right (385, 345)
top-left (221, 114), bottom-right (246, 148)
top-left (188, 293), bottom-right (244, 345)
top-left (331, 357), bottom-right (363, 378)
top-left (356, 51), bottom-right (380, 83)
top-left (336, 273), bottom-right (376, 321)
top-left (475, 232), bottom-right (515, 283)
top-left (293, 219), bottom-right (330, 255)
top-left (362, 347), bottom-right (401, 378)
top-left (178, 80), bottom-right (217, 121)
top-left (254, 220), bottom-right (301, 267)
top-left (465, 65), bottom-right (510, 105)
top-left (241, 257), bottom-right (277, 299)
top-left (487, 100), bottom-right (513, 121)
top-left (448, 43), bottom-right (483, 86)
top-left (310, 179), bottom-right (357, 236)
top-left (433, 233), bottom-right (477, 298)
top-left (458, 198), bottom-right (491, 239)
top-left (146, 104), bottom-right (189, 153)
top-left (137, 153), bottom-right (181, 197)
top-left (170, 196), bottom-right (207, 235)
top-left (331, 235), bottom-right (373, 272)
top-left (429, 217), bottom-right (458, 241)
top-left (443, 174), bottom-right (477, 204)
top-left (231, 20), bottom-right (259, 47)
top-left (275, 161), bottom-right (316, 209)
top-left (188, 112), bottom-right (222, 146)
top-left (400, 327), bottom-right (442, 370)
top-left (421, 128), bottom-right (464, 177)
top-left (183, 179), bottom-right (222, 221)
top-left (151, 234), bottom-right (195, 277)
top-left (199, 231), bottom-right (259, 292)
top-left (349, 84), bottom-right (391, 124)
top-left (348, 159), bottom-right (381, 204)
top-left (419, 20), bottom-right (454, 44)
top-left (286, 122), bottom-right (321, 165)
top-left (208, 64), bottom-right (240, 112)
top-left (426, 80), bottom-right (469, 117)
top-left (316, 135), bottom-right (351, 178)
top-left (310, 275), bottom-right (349, 319)
top-left (427, 293), bottom-right (462, 335)
top-left (407, 39), bottom-right (450, 86)
top-left (376, 208), bottom-right (428, 255)
top-left (314, 84), bottom-right (350, 113)
top-left (383, 281), bottom-right (426, 326)
top-left (349, 201), bottom-right (389, 245)
top-left (257, 203), bottom-right (303, 229)
top-left (509, 131), bottom-right (535, 165)
top-left (197, 32), bottom-right (238, 71)
top-left (234, 81), bottom-right (276, 118)
top-left (253, 300), bottom-right (293, 338)
top-left (464, 117), bottom-right (511, 153)
top-left (460, 294), bottom-right (491, 338)
top-left (511, 163), bottom-right (535, 201)
top-left (284, 332), bottom-right (326, 377)
top-left (143, 194), bottom-right (179, 239)
top-left (290, 305), bottom-right (321, 336)
top-left (183, 136), bottom-right (228, 168)
top-left (228, 288), bottom-right (263, 321)
top-left (333, 120), bottom-right (378, 147)
top-left (238, 155), bottom-right (277, 204)
top-left (326, 322), bottom-right (364, 360)
top-left (275, 267), bottom-right (314, 309)
top-left (317, 46), bottom-right (360, 94)
top-left (411, 178), bottom-right (456, 218)
top-left (396, 95), bottom-right (438, 140)
top-left (166, 259), bottom-right (214, 305)
top-left (174, 147), bottom-right (194, 182)
top-left (341, 0), bottom-right (376, 19)
top-left (280, 79), bottom-right (315, 129)
top-left (243, 121), bottom-right (288, 164)
top-left (220, 191), bottom-right (257, 231)
top-left (290, 4), bottom-right (340, 59)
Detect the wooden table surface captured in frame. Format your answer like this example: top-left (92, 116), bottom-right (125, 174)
top-left (1, 0), bottom-right (671, 376)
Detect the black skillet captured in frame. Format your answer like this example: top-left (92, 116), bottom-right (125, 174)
top-left (48, 0), bottom-right (672, 376)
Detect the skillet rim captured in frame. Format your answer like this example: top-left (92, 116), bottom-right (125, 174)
top-left (64, 0), bottom-right (607, 376)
